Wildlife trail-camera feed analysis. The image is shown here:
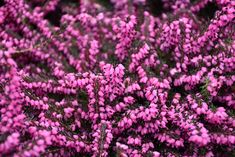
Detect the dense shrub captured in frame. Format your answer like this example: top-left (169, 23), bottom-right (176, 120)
top-left (0, 0), bottom-right (234, 156)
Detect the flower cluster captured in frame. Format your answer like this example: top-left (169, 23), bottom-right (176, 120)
top-left (0, 0), bottom-right (234, 156)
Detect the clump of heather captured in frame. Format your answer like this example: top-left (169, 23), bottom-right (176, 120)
top-left (0, 0), bottom-right (235, 156)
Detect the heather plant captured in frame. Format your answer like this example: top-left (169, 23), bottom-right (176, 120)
top-left (0, 0), bottom-right (234, 156)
